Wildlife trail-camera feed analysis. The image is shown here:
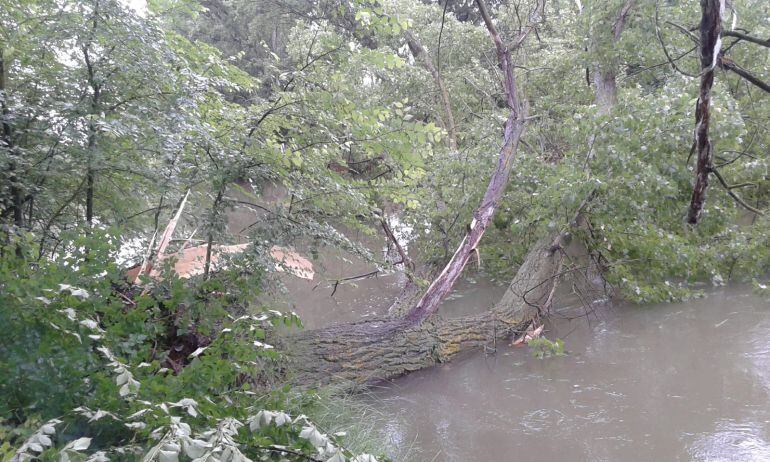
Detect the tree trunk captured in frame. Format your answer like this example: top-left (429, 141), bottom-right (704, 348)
top-left (593, 64), bottom-right (618, 112)
top-left (83, 1), bottom-right (101, 230)
top-left (285, 233), bottom-right (567, 387)
top-left (591, 0), bottom-right (634, 114)
top-left (0, 49), bottom-right (24, 229)
top-left (276, 0), bottom-right (560, 388)
top-left (84, 78), bottom-right (98, 229)
top-left (404, 30), bottom-right (458, 151)
top-left (86, 168), bottom-right (95, 228)
top-left (686, 0), bottom-right (721, 225)
top-left (403, 0), bottom-right (539, 325)
top-left (204, 188), bottom-right (225, 279)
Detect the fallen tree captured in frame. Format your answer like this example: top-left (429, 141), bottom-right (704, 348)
top-left (285, 233), bottom-right (568, 386)
top-left (278, 0), bottom-right (568, 387)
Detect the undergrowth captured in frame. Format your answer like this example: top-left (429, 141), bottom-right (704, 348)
top-left (0, 230), bottom-right (391, 462)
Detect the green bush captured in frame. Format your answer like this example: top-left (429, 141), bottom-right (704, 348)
top-left (0, 231), bottom-right (388, 462)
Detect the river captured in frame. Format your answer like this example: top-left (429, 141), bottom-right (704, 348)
top-left (226, 195), bottom-right (770, 460)
top-left (366, 285), bottom-right (770, 461)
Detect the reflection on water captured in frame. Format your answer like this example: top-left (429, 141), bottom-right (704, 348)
top-left (747, 316), bottom-right (770, 394)
top-left (689, 421), bottom-right (770, 462)
top-left (370, 286), bottom-right (770, 461)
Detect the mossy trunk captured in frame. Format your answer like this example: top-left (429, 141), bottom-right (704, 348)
top-left (283, 234), bottom-right (566, 387)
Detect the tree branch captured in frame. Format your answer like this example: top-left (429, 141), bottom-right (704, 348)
top-left (666, 20), bottom-right (701, 44)
top-left (710, 167), bottom-right (764, 216)
top-left (381, 215), bottom-right (413, 272)
top-left (612, 0), bottom-right (635, 40)
top-left (722, 30), bottom-right (770, 48)
top-left (654, 1), bottom-right (698, 78)
top-left (719, 57), bottom-right (770, 93)
top-left (404, 30), bottom-right (458, 150)
top-left (402, 0), bottom-right (541, 324)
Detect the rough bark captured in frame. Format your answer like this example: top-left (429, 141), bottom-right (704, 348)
top-left (686, 0), bottom-right (721, 225)
top-left (593, 67), bottom-right (618, 112)
top-left (404, 30), bottom-right (458, 151)
top-left (285, 233), bottom-right (567, 387)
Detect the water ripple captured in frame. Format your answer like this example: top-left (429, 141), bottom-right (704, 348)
top-left (688, 421), bottom-right (770, 462)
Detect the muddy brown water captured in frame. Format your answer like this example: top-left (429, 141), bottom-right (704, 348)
top-left (224, 192), bottom-right (770, 460)
top-left (274, 227), bottom-right (770, 461)
top-left (365, 285), bottom-right (770, 461)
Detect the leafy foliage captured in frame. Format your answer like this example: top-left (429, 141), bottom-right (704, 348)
top-left (1, 0), bottom-right (769, 458)
top-left (528, 337), bottom-right (566, 359)
top-left (0, 231), bottom-right (389, 461)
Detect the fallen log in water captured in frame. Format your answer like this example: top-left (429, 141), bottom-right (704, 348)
top-left (284, 233), bottom-right (568, 387)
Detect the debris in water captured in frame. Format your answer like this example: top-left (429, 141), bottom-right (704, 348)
top-left (511, 324), bottom-right (544, 347)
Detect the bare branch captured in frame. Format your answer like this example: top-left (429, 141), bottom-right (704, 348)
top-left (436, 0), bottom-right (450, 75)
top-left (666, 20), bottom-right (701, 44)
top-left (710, 167), bottom-right (764, 216)
top-left (722, 30), bottom-right (770, 48)
top-left (655, 1), bottom-right (698, 78)
top-left (381, 216), bottom-right (414, 273)
top-left (719, 57), bottom-right (770, 93)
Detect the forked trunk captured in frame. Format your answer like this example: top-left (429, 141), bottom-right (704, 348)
top-left (285, 234), bottom-right (567, 387)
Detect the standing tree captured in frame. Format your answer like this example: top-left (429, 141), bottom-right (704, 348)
top-left (686, 0), bottom-right (768, 224)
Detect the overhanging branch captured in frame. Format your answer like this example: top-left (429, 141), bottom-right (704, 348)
top-left (710, 167), bottom-right (764, 216)
top-left (719, 57), bottom-right (770, 93)
top-left (722, 30), bottom-right (770, 48)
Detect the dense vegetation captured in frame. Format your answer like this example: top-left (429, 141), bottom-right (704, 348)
top-left (1, 0), bottom-right (768, 460)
